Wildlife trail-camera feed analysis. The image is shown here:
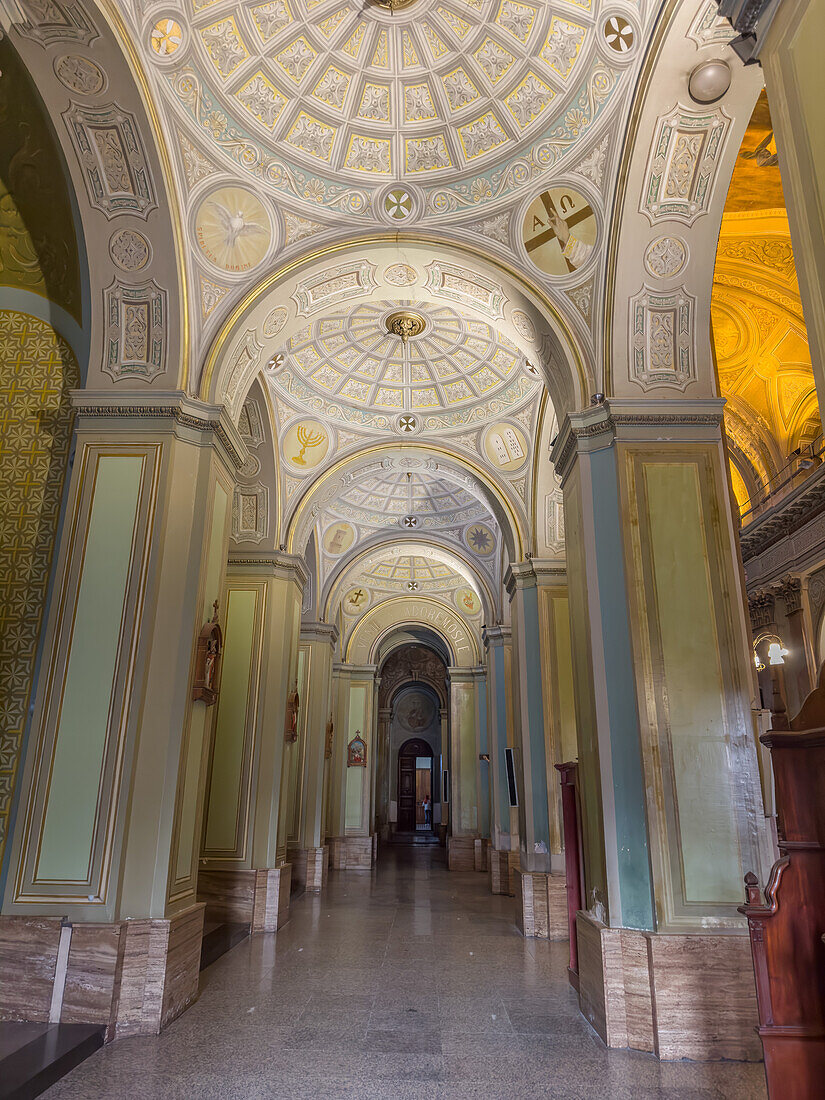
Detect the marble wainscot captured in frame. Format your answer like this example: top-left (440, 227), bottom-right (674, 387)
top-left (514, 870), bottom-right (568, 939)
top-left (197, 865), bottom-right (292, 931)
top-left (576, 911), bottom-right (762, 1061)
top-left (0, 905), bottom-right (205, 1039)
top-left (446, 836), bottom-right (476, 871)
top-left (327, 836), bottom-right (376, 870)
top-left (289, 846), bottom-right (329, 893)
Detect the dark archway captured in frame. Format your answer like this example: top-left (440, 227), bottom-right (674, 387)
top-left (397, 738), bottom-right (435, 833)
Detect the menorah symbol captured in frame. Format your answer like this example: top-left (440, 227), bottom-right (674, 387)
top-left (292, 424), bottom-right (324, 466)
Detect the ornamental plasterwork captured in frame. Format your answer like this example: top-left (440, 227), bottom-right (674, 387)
top-left (63, 101), bottom-right (157, 219)
top-left (629, 285), bottom-right (696, 392)
top-left (103, 277), bottom-right (168, 381)
top-left (265, 298), bottom-right (540, 430)
top-left (125, 0), bottom-right (629, 222)
top-left (641, 105), bottom-right (731, 226)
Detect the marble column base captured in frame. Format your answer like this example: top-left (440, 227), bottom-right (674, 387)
top-left (489, 848), bottom-right (515, 896)
top-left (0, 904), bottom-right (205, 1039)
top-left (473, 838), bottom-right (490, 872)
top-left (327, 836), bottom-right (376, 870)
top-left (576, 911), bottom-right (761, 1062)
top-left (197, 865), bottom-right (291, 932)
top-left (447, 836), bottom-right (477, 871)
top-left (291, 846), bottom-right (329, 893)
top-left (514, 870), bottom-right (568, 939)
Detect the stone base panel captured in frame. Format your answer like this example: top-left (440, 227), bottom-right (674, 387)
top-left (576, 912), bottom-right (761, 1062)
top-left (473, 838), bottom-right (490, 873)
top-left (327, 835), bottom-right (377, 870)
top-left (515, 870), bottom-right (568, 939)
top-left (290, 846), bottom-right (329, 893)
top-left (197, 865), bottom-right (292, 933)
top-left (0, 904), bottom-right (205, 1039)
top-left (447, 836), bottom-right (476, 871)
top-left (489, 848), bottom-right (520, 896)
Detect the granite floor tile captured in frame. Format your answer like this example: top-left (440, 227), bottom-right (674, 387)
top-left (41, 845), bottom-right (767, 1100)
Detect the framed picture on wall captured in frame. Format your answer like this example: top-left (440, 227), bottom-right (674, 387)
top-left (347, 732), bottom-right (367, 767)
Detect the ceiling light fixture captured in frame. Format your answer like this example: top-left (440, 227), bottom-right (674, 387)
top-left (386, 310), bottom-right (426, 344)
top-left (688, 59), bottom-right (732, 104)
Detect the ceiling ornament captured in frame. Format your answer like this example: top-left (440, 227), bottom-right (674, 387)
top-left (146, 1), bottom-right (622, 222)
top-left (522, 186), bottom-right (597, 276)
top-left (265, 298), bottom-right (539, 432)
top-left (385, 309), bottom-right (427, 343)
top-left (194, 186), bottom-right (273, 272)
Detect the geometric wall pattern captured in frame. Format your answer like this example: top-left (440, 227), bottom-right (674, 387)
top-left (0, 312), bottom-right (78, 868)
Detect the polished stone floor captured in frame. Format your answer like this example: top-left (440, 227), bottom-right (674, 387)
top-left (44, 846), bottom-right (767, 1099)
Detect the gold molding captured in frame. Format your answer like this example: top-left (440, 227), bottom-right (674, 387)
top-left (346, 594), bottom-right (481, 665)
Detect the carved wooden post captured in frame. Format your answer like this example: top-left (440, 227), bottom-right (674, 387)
top-left (555, 760), bottom-right (584, 988)
top-left (739, 666), bottom-right (825, 1099)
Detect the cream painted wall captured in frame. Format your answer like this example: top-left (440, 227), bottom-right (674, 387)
top-left (345, 681), bottom-right (369, 832)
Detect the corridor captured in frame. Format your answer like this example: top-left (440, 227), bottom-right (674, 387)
top-left (43, 848), bottom-right (766, 1099)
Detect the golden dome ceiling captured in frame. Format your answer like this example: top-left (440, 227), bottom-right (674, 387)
top-left (267, 298), bottom-right (538, 427)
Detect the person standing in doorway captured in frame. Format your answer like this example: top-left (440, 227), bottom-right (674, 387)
top-left (422, 795), bottom-right (431, 827)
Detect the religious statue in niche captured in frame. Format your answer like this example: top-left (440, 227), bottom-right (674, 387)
top-left (284, 680), bottom-right (299, 743)
top-left (325, 714), bottom-right (334, 759)
top-left (192, 601), bottom-right (222, 705)
top-left (347, 732), bottom-right (367, 767)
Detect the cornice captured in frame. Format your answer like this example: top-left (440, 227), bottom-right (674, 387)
top-left (300, 621), bottom-right (339, 646)
top-left (71, 390), bottom-right (248, 470)
top-left (740, 463), bottom-right (825, 563)
top-left (228, 551), bottom-right (309, 589)
top-left (482, 625), bottom-right (512, 648)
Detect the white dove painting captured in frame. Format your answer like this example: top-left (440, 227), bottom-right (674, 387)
top-left (195, 186), bottom-right (272, 273)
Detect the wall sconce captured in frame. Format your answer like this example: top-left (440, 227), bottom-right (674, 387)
top-left (753, 631), bottom-right (789, 671)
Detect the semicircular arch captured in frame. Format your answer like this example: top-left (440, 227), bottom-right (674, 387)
top-left (347, 596), bottom-right (480, 668)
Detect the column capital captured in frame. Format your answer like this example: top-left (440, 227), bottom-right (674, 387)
top-left (333, 662), bottom-right (377, 678)
top-left (748, 588), bottom-right (777, 630)
top-left (447, 666), bottom-right (476, 683)
top-left (774, 574), bottom-right (803, 615)
top-left (530, 559), bottom-right (568, 587)
top-left (228, 551), bottom-right (309, 590)
top-left (504, 559), bottom-right (537, 599)
top-left (551, 397), bottom-right (726, 485)
top-left (300, 621), bottom-right (339, 647)
top-left (71, 389), bottom-right (249, 472)
top-left (483, 624), bottom-right (512, 649)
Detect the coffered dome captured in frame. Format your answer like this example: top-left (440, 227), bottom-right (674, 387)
top-left (268, 298), bottom-right (538, 428)
top-left (154, 0), bottom-right (622, 219)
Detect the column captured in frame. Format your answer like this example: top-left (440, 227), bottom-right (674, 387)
top-left (506, 562), bottom-right (567, 938)
top-left (197, 553), bottom-right (306, 931)
top-left (288, 623), bottom-right (337, 893)
top-left (774, 576), bottom-right (813, 713)
top-left (374, 706), bottom-right (391, 841)
top-left (438, 705), bottom-right (449, 845)
top-left (473, 667), bottom-right (490, 872)
top-left (0, 394), bottom-right (242, 1036)
top-left (326, 664), bottom-right (377, 870)
top-left (483, 626), bottom-right (516, 894)
top-left (446, 668), bottom-right (478, 871)
top-left (553, 398), bottom-right (773, 1060)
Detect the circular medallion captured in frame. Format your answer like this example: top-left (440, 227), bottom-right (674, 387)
top-left (343, 586), bottom-right (370, 615)
top-left (109, 228), bottom-right (151, 271)
top-left (464, 523), bottom-right (496, 556)
top-left (238, 452), bottom-right (261, 479)
top-left (151, 18), bottom-right (183, 56)
top-left (396, 413), bottom-right (419, 434)
top-left (523, 188), bottom-right (597, 277)
top-left (266, 352), bottom-right (286, 372)
top-left (401, 514), bottom-right (419, 529)
top-left (482, 420), bottom-right (529, 472)
top-left (407, 580), bottom-right (419, 591)
top-left (195, 186), bottom-right (272, 273)
top-left (603, 15), bottom-right (634, 53)
top-left (511, 310), bottom-right (536, 341)
top-left (644, 236), bottom-right (687, 279)
top-left (397, 691), bottom-right (435, 733)
top-left (54, 54), bottom-right (105, 95)
top-left (263, 306), bottom-right (288, 337)
top-left (282, 418), bottom-right (330, 472)
top-left (455, 587), bottom-right (482, 616)
top-left (380, 184), bottom-right (417, 224)
top-left (384, 263), bottom-right (418, 287)
top-left (323, 521), bottom-right (356, 556)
